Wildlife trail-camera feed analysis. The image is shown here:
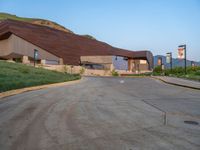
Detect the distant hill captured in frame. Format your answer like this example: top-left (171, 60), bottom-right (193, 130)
top-left (154, 55), bottom-right (200, 68)
top-left (0, 12), bottom-right (96, 40)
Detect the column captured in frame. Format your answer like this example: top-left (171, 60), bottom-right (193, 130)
top-left (22, 56), bottom-right (30, 64)
top-left (41, 59), bottom-right (46, 65)
top-left (59, 58), bottom-right (64, 65)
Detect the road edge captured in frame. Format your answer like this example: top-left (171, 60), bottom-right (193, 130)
top-left (0, 78), bottom-right (82, 99)
top-left (150, 76), bottom-right (200, 90)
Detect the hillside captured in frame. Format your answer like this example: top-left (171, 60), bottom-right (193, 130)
top-left (0, 12), bottom-right (73, 33)
top-left (0, 12), bottom-right (96, 40)
top-left (0, 61), bottom-right (80, 92)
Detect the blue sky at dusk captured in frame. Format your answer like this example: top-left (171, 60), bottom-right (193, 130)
top-left (0, 0), bottom-right (200, 61)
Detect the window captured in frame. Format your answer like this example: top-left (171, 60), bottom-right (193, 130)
top-left (140, 60), bottom-right (147, 64)
top-left (84, 64), bottom-right (104, 70)
top-left (45, 60), bottom-right (59, 65)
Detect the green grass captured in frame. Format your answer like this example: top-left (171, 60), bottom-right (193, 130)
top-left (0, 12), bottom-right (73, 33)
top-left (0, 61), bottom-right (81, 92)
top-left (0, 12), bottom-right (34, 22)
top-left (153, 66), bottom-right (200, 81)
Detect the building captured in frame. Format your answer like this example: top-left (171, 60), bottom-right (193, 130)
top-left (0, 19), bottom-right (153, 75)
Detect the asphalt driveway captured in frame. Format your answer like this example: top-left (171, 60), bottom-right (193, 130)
top-left (0, 77), bottom-right (200, 150)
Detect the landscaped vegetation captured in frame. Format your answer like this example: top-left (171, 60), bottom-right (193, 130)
top-left (0, 61), bottom-right (80, 92)
top-left (120, 65), bottom-right (200, 82)
top-left (153, 66), bottom-right (200, 81)
top-left (111, 70), bottom-right (119, 76)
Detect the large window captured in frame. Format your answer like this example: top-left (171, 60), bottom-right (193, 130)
top-left (140, 60), bottom-right (147, 64)
top-left (84, 64), bottom-right (105, 70)
top-left (45, 60), bottom-right (59, 65)
top-left (112, 56), bottom-right (128, 70)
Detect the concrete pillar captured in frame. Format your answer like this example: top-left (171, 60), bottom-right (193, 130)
top-left (128, 59), bottom-right (133, 72)
top-left (8, 58), bottom-right (13, 61)
top-left (132, 60), bottom-right (140, 73)
top-left (7, 58), bottom-right (15, 63)
top-left (41, 59), bottom-right (46, 65)
top-left (59, 58), bottom-right (64, 65)
top-left (110, 64), bottom-right (114, 71)
top-left (22, 56), bottom-right (30, 64)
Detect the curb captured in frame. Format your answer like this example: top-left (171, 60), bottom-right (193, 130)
top-left (151, 76), bottom-right (200, 90)
top-left (0, 79), bottom-right (82, 99)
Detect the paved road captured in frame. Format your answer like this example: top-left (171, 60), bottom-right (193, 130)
top-left (0, 77), bottom-right (200, 150)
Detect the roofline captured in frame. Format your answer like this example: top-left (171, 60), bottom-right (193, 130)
top-left (0, 19), bottom-right (152, 55)
top-left (0, 19), bottom-right (153, 66)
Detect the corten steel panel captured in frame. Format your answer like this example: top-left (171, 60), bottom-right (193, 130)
top-left (0, 19), bottom-right (153, 67)
top-left (0, 35), bottom-right (11, 56)
top-left (81, 56), bottom-right (113, 64)
top-left (10, 34), bottom-right (60, 61)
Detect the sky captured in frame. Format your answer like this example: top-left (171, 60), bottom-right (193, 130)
top-left (0, 0), bottom-right (200, 61)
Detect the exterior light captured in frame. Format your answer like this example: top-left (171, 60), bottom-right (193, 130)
top-left (34, 49), bottom-right (38, 67)
top-left (166, 52), bottom-right (172, 71)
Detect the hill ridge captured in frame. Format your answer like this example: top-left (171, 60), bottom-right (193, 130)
top-left (0, 12), bottom-right (96, 40)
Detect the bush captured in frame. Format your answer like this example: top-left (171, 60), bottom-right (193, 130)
top-left (170, 67), bottom-right (184, 75)
top-left (152, 65), bottom-right (200, 81)
top-left (194, 70), bottom-right (200, 76)
top-left (63, 65), bottom-right (69, 73)
top-left (187, 66), bottom-right (200, 73)
top-left (111, 70), bottom-right (119, 76)
top-left (79, 67), bottom-right (85, 75)
top-left (153, 66), bottom-right (163, 75)
top-left (153, 66), bottom-right (162, 73)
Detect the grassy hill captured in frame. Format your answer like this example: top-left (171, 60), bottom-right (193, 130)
top-left (0, 12), bottom-right (96, 40)
top-left (0, 61), bottom-right (80, 92)
top-left (0, 12), bottom-right (73, 33)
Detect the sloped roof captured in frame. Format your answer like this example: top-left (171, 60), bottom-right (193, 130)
top-left (0, 19), bottom-right (153, 67)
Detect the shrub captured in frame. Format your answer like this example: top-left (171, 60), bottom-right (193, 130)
top-left (153, 66), bottom-right (163, 75)
top-left (111, 70), bottom-right (119, 76)
top-left (79, 67), bottom-right (85, 75)
top-left (153, 66), bottom-right (162, 73)
top-left (63, 65), bottom-right (69, 73)
top-left (187, 66), bottom-right (200, 73)
top-left (194, 70), bottom-right (200, 76)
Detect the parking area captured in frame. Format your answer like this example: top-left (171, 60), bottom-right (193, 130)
top-left (0, 77), bottom-right (200, 150)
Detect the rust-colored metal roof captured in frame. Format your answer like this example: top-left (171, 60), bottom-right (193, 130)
top-left (0, 19), bottom-right (153, 67)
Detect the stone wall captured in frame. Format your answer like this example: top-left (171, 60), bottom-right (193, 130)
top-left (81, 56), bottom-right (112, 64)
top-left (42, 65), bottom-right (82, 74)
top-left (42, 64), bottom-right (112, 76)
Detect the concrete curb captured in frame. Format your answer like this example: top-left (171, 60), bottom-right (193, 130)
top-left (84, 75), bottom-right (147, 78)
top-left (0, 79), bottom-right (82, 99)
top-left (120, 75), bottom-right (200, 90)
top-left (151, 76), bottom-right (200, 90)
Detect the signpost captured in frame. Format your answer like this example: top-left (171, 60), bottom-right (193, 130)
top-left (166, 52), bottom-right (172, 71)
top-left (178, 45), bottom-right (186, 74)
top-left (157, 57), bottom-right (164, 71)
top-left (34, 49), bottom-right (38, 67)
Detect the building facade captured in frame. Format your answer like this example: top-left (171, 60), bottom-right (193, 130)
top-left (0, 19), bottom-right (153, 75)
